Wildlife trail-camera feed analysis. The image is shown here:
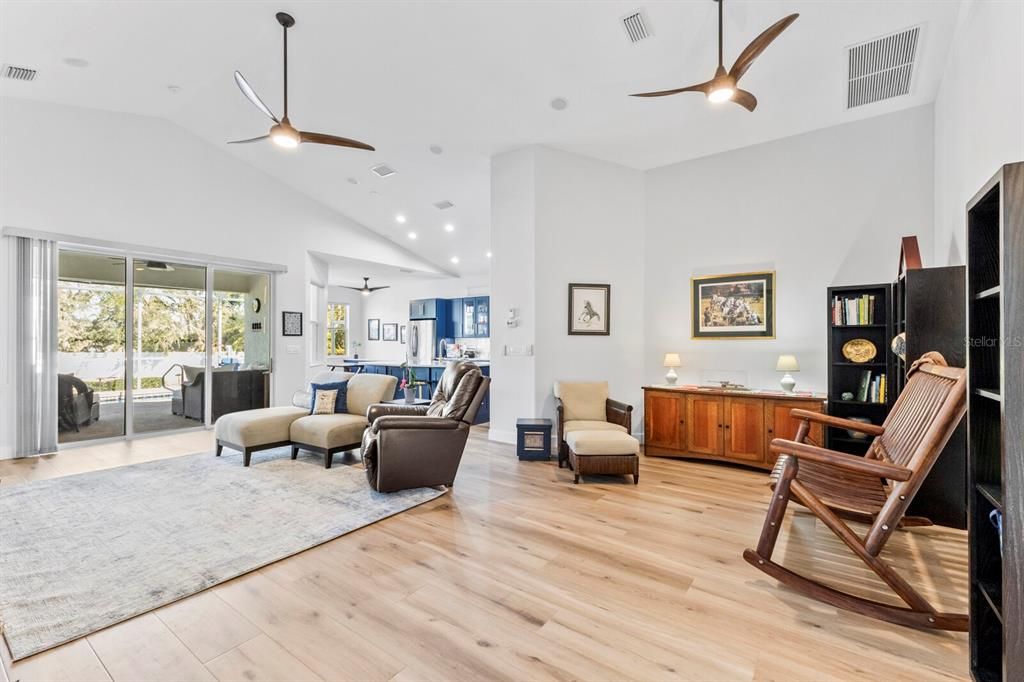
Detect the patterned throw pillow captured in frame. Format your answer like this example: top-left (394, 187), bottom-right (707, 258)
top-left (309, 380), bottom-right (349, 414)
top-left (312, 389), bottom-right (338, 415)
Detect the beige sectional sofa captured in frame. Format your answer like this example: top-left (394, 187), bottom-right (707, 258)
top-left (214, 370), bottom-right (397, 467)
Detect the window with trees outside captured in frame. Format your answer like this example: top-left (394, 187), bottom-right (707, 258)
top-left (326, 303), bottom-right (349, 356)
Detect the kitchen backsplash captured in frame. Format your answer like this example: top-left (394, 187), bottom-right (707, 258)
top-left (447, 337), bottom-right (490, 359)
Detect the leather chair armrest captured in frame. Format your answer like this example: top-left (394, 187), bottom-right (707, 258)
top-left (372, 416), bottom-right (460, 433)
top-left (366, 403), bottom-right (429, 424)
top-left (606, 399), bottom-right (633, 432)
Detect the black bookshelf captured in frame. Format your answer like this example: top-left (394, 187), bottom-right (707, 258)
top-left (967, 162), bottom-right (1023, 682)
top-left (892, 266), bottom-right (968, 528)
top-left (825, 283), bottom-right (895, 454)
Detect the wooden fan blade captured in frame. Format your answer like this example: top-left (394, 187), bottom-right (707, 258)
top-left (233, 71), bottom-right (279, 123)
top-left (227, 135), bottom-right (270, 144)
top-left (732, 89), bottom-right (758, 112)
top-left (298, 130), bottom-right (375, 151)
top-left (729, 14), bottom-right (799, 83)
top-left (630, 80), bottom-right (712, 98)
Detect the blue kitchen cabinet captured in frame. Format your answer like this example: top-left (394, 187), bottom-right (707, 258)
top-left (409, 298), bottom-right (437, 320)
top-left (473, 364), bottom-right (490, 424)
top-left (474, 296), bottom-right (489, 338)
top-left (462, 298), bottom-right (476, 337)
top-left (387, 366), bottom-right (405, 399)
top-left (450, 298), bottom-right (464, 338)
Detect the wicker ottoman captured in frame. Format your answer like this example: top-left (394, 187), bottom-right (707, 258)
top-left (564, 430), bottom-right (640, 485)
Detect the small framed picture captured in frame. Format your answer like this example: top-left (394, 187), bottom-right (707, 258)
top-left (400, 325), bottom-right (407, 344)
top-left (383, 323), bottom-right (398, 342)
top-left (282, 311), bottom-right (303, 337)
top-left (368, 318), bottom-right (380, 341)
top-left (568, 283), bottom-right (610, 336)
top-left (691, 271), bottom-right (775, 339)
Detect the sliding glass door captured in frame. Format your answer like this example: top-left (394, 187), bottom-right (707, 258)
top-left (56, 248), bottom-right (273, 445)
top-left (131, 259), bottom-right (207, 433)
top-left (57, 251), bottom-right (127, 444)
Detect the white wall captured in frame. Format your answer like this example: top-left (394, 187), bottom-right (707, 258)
top-left (934, 0), bottom-right (1024, 265)
top-left (0, 97), bottom-right (443, 457)
top-left (489, 146), bottom-right (645, 442)
top-left (644, 106), bottom-right (935, 395)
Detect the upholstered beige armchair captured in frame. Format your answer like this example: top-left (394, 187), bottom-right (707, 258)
top-left (361, 361), bottom-right (490, 492)
top-left (554, 381), bottom-right (633, 468)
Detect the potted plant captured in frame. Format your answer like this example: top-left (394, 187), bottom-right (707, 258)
top-left (399, 362), bottom-right (426, 403)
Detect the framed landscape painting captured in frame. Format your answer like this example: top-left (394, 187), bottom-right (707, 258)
top-left (691, 271), bottom-right (775, 339)
top-left (568, 283), bottom-right (610, 336)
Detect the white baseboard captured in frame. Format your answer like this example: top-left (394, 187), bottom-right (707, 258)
top-left (488, 428), bottom-right (516, 445)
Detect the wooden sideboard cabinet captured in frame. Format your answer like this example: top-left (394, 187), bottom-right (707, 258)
top-left (643, 386), bottom-right (827, 470)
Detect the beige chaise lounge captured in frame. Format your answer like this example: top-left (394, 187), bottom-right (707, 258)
top-left (554, 380), bottom-right (639, 484)
top-left (214, 370), bottom-right (397, 467)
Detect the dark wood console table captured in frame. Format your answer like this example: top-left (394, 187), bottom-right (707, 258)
top-left (642, 385), bottom-right (827, 470)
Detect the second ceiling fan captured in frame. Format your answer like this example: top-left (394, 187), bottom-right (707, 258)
top-left (631, 0), bottom-right (798, 111)
top-left (229, 12), bottom-right (375, 151)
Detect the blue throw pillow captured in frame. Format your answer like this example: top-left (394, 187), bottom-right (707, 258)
top-left (309, 380), bottom-right (349, 414)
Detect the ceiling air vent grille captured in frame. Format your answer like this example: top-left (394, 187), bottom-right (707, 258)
top-left (370, 163), bottom-right (396, 178)
top-left (846, 26), bottom-right (920, 109)
top-left (433, 200), bottom-right (455, 211)
top-left (620, 9), bottom-right (651, 43)
top-left (2, 64), bottom-right (37, 82)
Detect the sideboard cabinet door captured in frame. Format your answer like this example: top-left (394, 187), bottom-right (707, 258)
top-left (645, 392), bottom-right (684, 450)
top-left (764, 400), bottom-right (825, 466)
top-left (686, 395), bottom-right (723, 456)
top-left (723, 397), bottom-right (765, 462)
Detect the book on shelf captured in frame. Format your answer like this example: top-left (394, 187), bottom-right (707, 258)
top-left (831, 293), bottom-right (878, 325)
top-left (852, 370), bottom-right (887, 404)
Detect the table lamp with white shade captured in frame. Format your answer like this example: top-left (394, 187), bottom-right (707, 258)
top-left (776, 354), bottom-right (799, 393)
top-left (663, 353), bottom-right (682, 385)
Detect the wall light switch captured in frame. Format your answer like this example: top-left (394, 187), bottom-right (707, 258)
top-left (503, 344), bottom-right (534, 356)
top-left (287, 344), bottom-right (300, 354)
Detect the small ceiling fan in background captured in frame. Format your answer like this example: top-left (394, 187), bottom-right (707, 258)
top-left (229, 12), bottom-right (375, 151)
top-left (339, 277), bottom-right (390, 297)
top-left (631, 0), bottom-right (798, 111)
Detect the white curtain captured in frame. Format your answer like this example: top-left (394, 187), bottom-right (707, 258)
top-left (13, 236), bottom-right (58, 456)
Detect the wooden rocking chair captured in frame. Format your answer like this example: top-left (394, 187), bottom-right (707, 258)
top-left (743, 352), bottom-right (968, 630)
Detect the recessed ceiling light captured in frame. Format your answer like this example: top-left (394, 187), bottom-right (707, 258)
top-left (444, 223), bottom-right (455, 233)
top-left (63, 57), bottom-right (89, 68)
top-left (346, 177), bottom-right (358, 185)
top-left (550, 97), bottom-right (568, 111)
top-left (408, 231), bottom-right (417, 240)
top-left (166, 84), bottom-right (182, 94)
top-left (486, 251), bottom-right (492, 258)
top-left (450, 256), bottom-right (459, 264)
top-left (395, 214), bottom-right (407, 224)
top-left (429, 145), bottom-right (443, 155)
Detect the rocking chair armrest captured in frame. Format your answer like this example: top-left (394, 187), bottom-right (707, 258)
top-left (790, 409), bottom-right (885, 436)
top-left (770, 439), bottom-right (913, 481)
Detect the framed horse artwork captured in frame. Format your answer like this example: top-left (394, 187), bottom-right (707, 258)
top-left (568, 283), bottom-right (610, 336)
top-left (691, 271), bottom-right (775, 339)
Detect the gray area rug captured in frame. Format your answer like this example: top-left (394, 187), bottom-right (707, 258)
top-left (0, 448), bottom-right (446, 660)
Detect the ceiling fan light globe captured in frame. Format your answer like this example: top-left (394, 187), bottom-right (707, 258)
top-left (269, 123), bottom-right (300, 149)
top-left (708, 87), bottom-right (735, 103)
top-left (361, 289), bottom-right (370, 297)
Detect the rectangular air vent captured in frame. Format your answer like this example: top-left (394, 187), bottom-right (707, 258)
top-left (370, 163), bottom-right (396, 178)
top-left (2, 64), bottom-right (37, 82)
top-left (846, 26), bottom-right (920, 109)
top-left (433, 200), bottom-right (455, 210)
top-left (620, 9), bottom-right (652, 43)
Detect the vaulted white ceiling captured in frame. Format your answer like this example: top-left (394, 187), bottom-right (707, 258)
top-left (0, 1), bottom-right (961, 275)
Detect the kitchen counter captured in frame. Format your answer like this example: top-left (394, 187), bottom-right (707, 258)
top-left (326, 359), bottom-right (489, 370)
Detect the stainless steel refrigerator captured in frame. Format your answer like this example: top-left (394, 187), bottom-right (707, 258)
top-left (407, 319), bottom-right (436, 365)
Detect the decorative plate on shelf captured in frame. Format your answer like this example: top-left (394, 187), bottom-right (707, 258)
top-left (842, 338), bottom-right (877, 363)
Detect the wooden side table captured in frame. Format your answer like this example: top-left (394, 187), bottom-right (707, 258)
top-left (516, 418), bottom-right (552, 461)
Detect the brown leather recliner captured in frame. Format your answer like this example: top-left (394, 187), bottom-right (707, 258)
top-left (361, 361), bottom-right (490, 492)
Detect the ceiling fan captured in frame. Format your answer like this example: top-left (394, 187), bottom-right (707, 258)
top-left (229, 12), bottom-right (375, 151)
top-left (630, 0), bottom-right (798, 111)
top-left (339, 277), bottom-right (390, 297)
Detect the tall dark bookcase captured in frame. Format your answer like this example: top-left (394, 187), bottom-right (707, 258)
top-left (893, 266), bottom-right (968, 528)
top-left (825, 283), bottom-right (894, 453)
top-left (967, 162), bottom-right (1023, 682)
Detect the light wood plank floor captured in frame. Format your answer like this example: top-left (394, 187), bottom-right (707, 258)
top-left (0, 427), bottom-right (968, 681)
